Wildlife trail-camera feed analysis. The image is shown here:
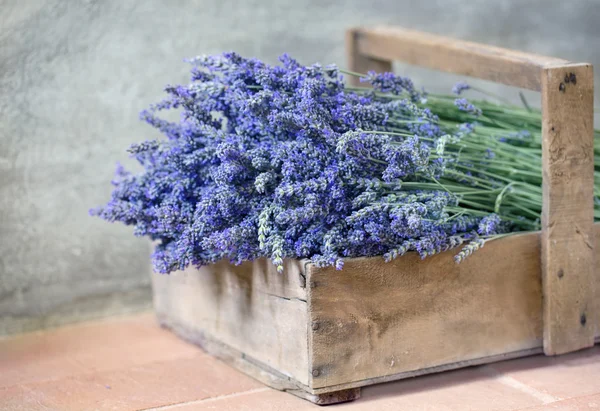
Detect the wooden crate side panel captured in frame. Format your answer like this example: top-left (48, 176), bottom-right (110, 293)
top-left (541, 63), bottom-right (596, 355)
top-left (307, 231), bottom-right (544, 389)
top-left (153, 258), bottom-right (310, 385)
top-left (308, 225), bottom-right (600, 390)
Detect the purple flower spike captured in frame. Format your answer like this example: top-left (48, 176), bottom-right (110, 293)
top-left (452, 81), bottom-right (470, 95)
top-left (454, 98), bottom-right (482, 116)
top-left (92, 52), bottom-right (510, 274)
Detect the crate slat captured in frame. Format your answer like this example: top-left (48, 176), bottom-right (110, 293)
top-left (307, 230), bottom-right (542, 389)
top-left (347, 26), bottom-right (568, 90)
top-left (541, 63), bottom-right (596, 355)
top-left (153, 259), bottom-right (310, 386)
top-left (345, 30), bottom-right (392, 86)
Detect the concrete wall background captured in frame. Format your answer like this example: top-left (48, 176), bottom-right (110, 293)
top-left (1, 0), bottom-right (599, 335)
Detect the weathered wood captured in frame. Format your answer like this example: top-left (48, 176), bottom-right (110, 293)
top-left (307, 225), bottom-right (600, 390)
top-left (154, 260), bottom-right (362, 405)
top-left (158, 312), bottom-right (360, 405)
top-left (307, 230), bottom-right (543, 389)
top-left (153, 258), bottom-right (310, 385)
top-left (309, 347), bottom-right (544, 395)
top-left (349, 26), bottom-right (568, 90)
top-left (540, 63), bottom-right (596, 355)
top-left (156, 313), bottom-right (308, 392)
top-left (346, 29), bottom-right (392, 86)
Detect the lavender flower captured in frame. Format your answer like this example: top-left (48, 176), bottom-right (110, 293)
top-left (477, 214), bottom-right (502, 236)
top-left (454, 98), bottom-right (482, 116)
top-left (453, 238), bottom-right (485, 263)
top-left (452, 81), bottom-right (470, 95)
top-left (92, 52), bottom-right (511, 274)
top-left (361, 71), bottom-right (420, 101)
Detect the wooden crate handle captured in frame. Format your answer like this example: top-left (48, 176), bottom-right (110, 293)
top-left (346, 26), bottom-right (596, 356)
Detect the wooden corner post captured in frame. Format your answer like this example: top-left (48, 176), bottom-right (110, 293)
top-left (540, 64), bottom-right (595, 355)
top-left (345, 30), bottom-right (392, 86)
top-left (346, 26), bottom-right (596, 355)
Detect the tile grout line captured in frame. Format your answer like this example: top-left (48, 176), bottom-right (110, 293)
top-left (138, 387), bottom-right (272, 410)
top-left (480, 365), bottom-right (560, 405)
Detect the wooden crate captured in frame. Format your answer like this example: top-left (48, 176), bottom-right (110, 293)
top-left (153, 26), bottom-right (598, 405)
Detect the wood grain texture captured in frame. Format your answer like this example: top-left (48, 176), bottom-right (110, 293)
top-left (157, 312), bottom-right (309, 392)
top-left (307, 227), bottom-right (599, 390)
top-left (309, 347), bottom-right (546, 395)
top-left (152, 258), bottom-right (310, 385)
top-left (346, 29), bottom-right (392, 86)
top-left (541, 63), bottom-right (596, 355)
top-left (350, 26), bottom-right (569, 90)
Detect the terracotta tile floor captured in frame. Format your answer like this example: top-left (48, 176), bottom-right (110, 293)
top-left (1, 313), bottom-right (599, 410)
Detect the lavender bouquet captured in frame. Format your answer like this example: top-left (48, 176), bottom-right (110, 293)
top-left (91, 53), bottom-right (599, 274)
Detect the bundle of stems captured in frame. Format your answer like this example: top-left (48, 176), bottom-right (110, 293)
top-left (346, 73), bottom-right (600, 233)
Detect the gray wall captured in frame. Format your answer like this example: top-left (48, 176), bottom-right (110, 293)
top-left (1, 0), bottom-right (599, 335)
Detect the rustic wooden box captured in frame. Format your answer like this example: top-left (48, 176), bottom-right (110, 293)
top-left (153, 26), bottom-right (598, 405)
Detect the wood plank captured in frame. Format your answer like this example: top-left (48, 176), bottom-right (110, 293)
top-left (309, 347), bottom-right (543, 395)
top-left (346, 29), bottom-right (392, 86)
top-left (307, 230), bottom-right (544, 389)
top-left (351, 26), bottom-right (569, 90)
top-left (540, 63), bottom-right (596, 355)
top-left (152, 258), bottom-right (310, 385)
top-left (157, 313), bottom-right (308, 393)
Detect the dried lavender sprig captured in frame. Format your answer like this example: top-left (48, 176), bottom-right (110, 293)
top-left (93, 54), bottom-right (576, 274)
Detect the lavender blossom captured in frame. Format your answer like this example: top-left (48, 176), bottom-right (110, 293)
top-left (452, 81), bottom-right (470, 95)
top-left (92, 52), bottom-right (509, 274)
top-left (454, 98), bottom-right (482, 116)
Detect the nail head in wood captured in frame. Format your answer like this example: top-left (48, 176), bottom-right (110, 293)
top-left (570, 72), bottom-right (577, 84)
top-left (312, 321), bottom-right (320, 331)
top-left (312, 369), bottom-right (320, 377)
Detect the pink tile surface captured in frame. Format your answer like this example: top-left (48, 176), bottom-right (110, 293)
top-left (1, 313), bottom-right (600, 410)
top-left (0, 313), bottom-right (199, 388)
top-left (517, 393), bottom-right (600, 410)
top-left (0, 385), bottom-right (56, 411)
top-left (174, 367), bottom-right (547, 411)
top-left (488, 346), bottom-right (600, 400)
top-left (351, 366), bottom-right (545, 411)
top-left (0, 355), bottom-right (261, 411)
top-left (170, 389), bottom-right (317, 411)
